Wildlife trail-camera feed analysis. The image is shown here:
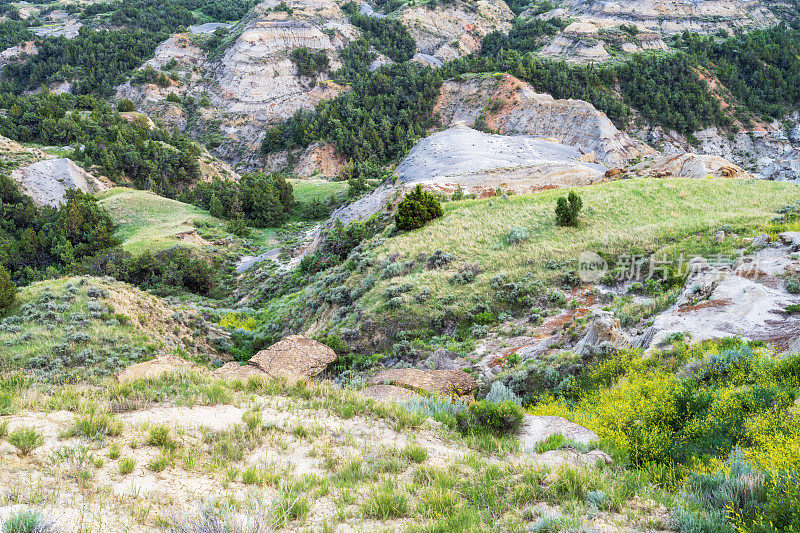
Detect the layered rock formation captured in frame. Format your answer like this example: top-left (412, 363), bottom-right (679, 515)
top-left (537, 0), bottom-right (778, 34)
top-left (398, 0), bottom-right (513, 61)
top-left (118, 0), bottom-right (359, 170)
top-left (435, 73), bottom-right (656, 166)
top-left (631, 153), bottom-right (751, 179)
top-left (538, 20), bottom-right (669, 64)
top-left (643, 246), bottom-right (800, 351)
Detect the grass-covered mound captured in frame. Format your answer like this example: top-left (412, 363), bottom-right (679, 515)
top-left (529, 338), bottom-right (800, 532)
top-left (0, 276), bottom-right (219, 383)
top-left (97, 188), bottom-right (227, 254)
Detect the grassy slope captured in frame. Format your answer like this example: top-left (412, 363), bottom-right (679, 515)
top-left (362, 177), bottom-right (800, 310)
top-left (289, 178), bottom-right (348, 204)
top-left (97, 188), bottom-right (225, 254)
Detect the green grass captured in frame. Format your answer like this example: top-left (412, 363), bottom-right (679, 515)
top-left (288, 178), bottom-right (348, 204)
top-left (365, 178), bottom-right (800, 309)
top-left (97, 187), bottom-right (226, 254)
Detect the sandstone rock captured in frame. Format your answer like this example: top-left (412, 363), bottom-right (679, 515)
top-left (531, 448), bottom-right (613, 469)
top-left (117, 355), bottom-right (200, 383)
top-left (249, 335), bottom-right (337, 380)
top-left (394, 125), bottom-right (607, 192)
top-left (11, 158), bottom-right (108, 207)
top-left (435, 74), bottom-right (655, 166)
top-left (213, 362), bottom-right (266, 381)
top-left (634, 153), bottom-right (750, 180)
top-left (648, 247), bottom-right (800, 350)
top-left (367, 368), bottom-right (478, 396)
top-left (519, 415), bottom-right (599, 451)
top-left (573, 310), bottom-right (628, 355)
top-left (359, 384), bottom-right (420, 403)
top-left (790, 126), bottom-right (800, 144)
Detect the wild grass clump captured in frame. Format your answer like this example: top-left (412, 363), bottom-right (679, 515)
top-left (8, 427), bottom-right (44, 456)
top-left (362, 482), bottom-right (409, 520)
top-left (1, 509), bottom-right (56, 533)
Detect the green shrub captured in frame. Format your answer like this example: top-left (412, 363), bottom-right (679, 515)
top-left (0, 265), bottom-right (16, 313)
top-left (119, 457), bottom-right (136, 475)
top-left (117, 98), bottom-right (135, 112)
top-left (8, 427), bottom-right (44, 456)
top-left (147, 425), bottom-right (176, 450)
top-left (289, 47), bottom-right (330, 77)
top-left (395, 185), bottom-right (443, 231)
top-left (457, 400), bottom-right (525, 436)
top-left (787, 304), bottom-right (800, 314)
top-left (555, 191), bottom-right (583, 227)
top-left (787, 280), bottom-right (800, 294)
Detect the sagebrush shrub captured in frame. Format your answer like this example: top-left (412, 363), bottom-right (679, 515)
top-left (457, 400), bottom-right (525, 436)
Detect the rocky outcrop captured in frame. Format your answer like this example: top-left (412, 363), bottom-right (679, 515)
top-left (117, 355), bottom-right (201, 383)
top-left (318, 125), bottom-right (608, 231)
top-left (538, 20), bottom-right (669, 64)
top-left (367, 368), bottom-right (478, 396)
top-left (538, 0), bottom-right (778, 34)
top-left (399, 0), bottom-right (513, 61)
top-left (249, 335), bottom-right (337, 380)
top-left (436, 73), bottom-right (656, 166)
top-left (573, 310), bottom-right (629, 355)
top-left (519, 415), bottom-right (599, 450)
top-left (644, 246), bottom-right (800, 350)
top-left (632, 153), bottom-right (750, 180)
top-left (11, 158), bottom-right (108, 207)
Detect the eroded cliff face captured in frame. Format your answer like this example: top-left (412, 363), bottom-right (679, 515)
top-left (537, 0), bottom-right (778, 34)
top-left (435, 73), bottom-right (657, 166)
top-left (538, 20), bottom-right (669, 64)
top-left (398, 0), bottom-right (514, 61)
top-left (117, 0), bottom-right (359, 172)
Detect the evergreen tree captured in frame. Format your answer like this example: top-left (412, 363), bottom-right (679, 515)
top-left (0, 265), bottom-right (16, 313)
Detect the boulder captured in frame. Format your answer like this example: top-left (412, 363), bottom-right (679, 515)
top-left (359, 384), bottom-right (420, 403)
top-left (249, 335), bottom-right (337, 381)
top-left (789, 126), bottom-right (800, 144)
top-left (573, 310), bottom-right (628, 355)
top-left (367, 368), bottom-right (478, 396)
top-left (117, 355), bottom-right (200, 383)
top-left (751, 233), bottom-right (771, 249)
top-left (779, 232), bottom-right (800, 251)
top-left (519, 415), bottom-right (599, 451)
top-left (213, 362), bottom-right (265, 381)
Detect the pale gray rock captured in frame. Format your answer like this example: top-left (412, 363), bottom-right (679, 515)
top-left (520, 415), bottom-right (599, 451)
top-left (11, 158), bottom-right (107, 207)
top-left (436, 74), bottom-right (656, 166)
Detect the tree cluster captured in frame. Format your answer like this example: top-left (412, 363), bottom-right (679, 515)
top-left (0, 92), bottom-right (202, 197)
top-left (289, 47), bottom-right (330, 78)
top-left (182, 172), bottom-right (295, 228)
top-left (342, 2), bottom-right (416, 63)
top-left (262, 62), bottom-right (442, 164)
top-left (0, 177), bottom-right (118, 285)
